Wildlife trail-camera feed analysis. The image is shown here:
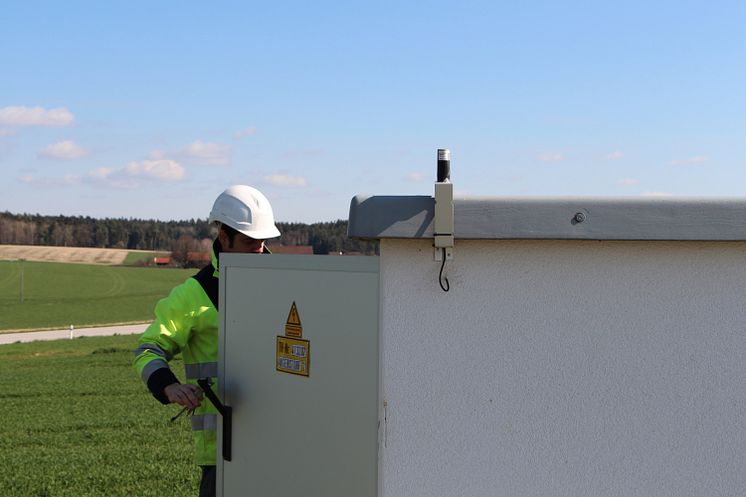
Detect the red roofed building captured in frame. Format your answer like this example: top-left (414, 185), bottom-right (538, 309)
top-left (267, 245), bottom-right (314, 255)
top-left (187, 251), bottom-right (212, 264)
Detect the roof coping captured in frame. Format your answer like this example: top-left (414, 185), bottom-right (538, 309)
top-left (348, 195), bottom-right (746, 241)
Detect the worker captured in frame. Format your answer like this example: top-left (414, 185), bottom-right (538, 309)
top-left (134, 185), bottom-right (281, 497)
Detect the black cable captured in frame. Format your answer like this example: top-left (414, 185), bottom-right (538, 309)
top-left (439, 247), bottom-right (450, 292)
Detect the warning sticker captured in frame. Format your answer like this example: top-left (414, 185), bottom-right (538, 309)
top-left (285, 301), bottom-right (303, 338)
top-left (276, 336), bottom-right (310, 377)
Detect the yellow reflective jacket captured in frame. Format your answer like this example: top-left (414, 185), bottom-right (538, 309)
top-left (134, 248), bottom-right (221, 466)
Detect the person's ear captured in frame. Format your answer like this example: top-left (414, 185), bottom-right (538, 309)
top-left (217, 229), bottom-right (229, 249)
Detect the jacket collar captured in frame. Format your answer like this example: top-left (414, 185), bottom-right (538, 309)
top-left (211, 238), bottom-right (271, 278)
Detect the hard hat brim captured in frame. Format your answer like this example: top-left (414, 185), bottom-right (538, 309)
top-left (235, 225), bottom-right (281, 240)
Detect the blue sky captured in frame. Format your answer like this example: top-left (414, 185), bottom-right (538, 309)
top-left (2, 1), bottom-right (745, 223)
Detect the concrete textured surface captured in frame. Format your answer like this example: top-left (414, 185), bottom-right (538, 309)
top-left (379, 239), bottom-right (746, 497)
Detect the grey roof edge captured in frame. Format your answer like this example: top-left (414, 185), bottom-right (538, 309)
top-left (347, 195), bottom-right (746, 241)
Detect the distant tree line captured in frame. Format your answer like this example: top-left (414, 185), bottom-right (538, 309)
top-left (0, 212), bottom-right (378, 259)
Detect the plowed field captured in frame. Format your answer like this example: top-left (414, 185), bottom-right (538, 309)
top-left (0, 245), bottom-right (148, 265)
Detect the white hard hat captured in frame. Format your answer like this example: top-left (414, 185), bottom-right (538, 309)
top-left (208, 185), bottom-right (281, 239)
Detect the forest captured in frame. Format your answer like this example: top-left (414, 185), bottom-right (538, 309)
top-left (0, 211), bottom-right (378, 257)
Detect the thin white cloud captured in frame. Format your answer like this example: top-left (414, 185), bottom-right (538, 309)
top-left (234, 127), bottom-right (257, 138)
top-left (406, 172), bottom-right (427, 182)
top-left (182, 140), bottom-right (231, 165)
top-left (0, 128), bottom-right (16, 136)
top-left (642, 191), bottom-right (673, 197)
top-left (605, 151), bottom-right (624, 161)
top-left (89, 167), bottom-right (114, 180)
top-left (537, 152), bottom-right (564, 162)
top-left (0, 106), bottom-right (74, 127)
top-left (123, 159), bottom-right (185, 181)
top-left (669, 156), bottom-right (708, 166)
top-left (17, 174), bottom-right (81, 187)
top-left (280, 148), bottom-right (325, 160)
top-left (618, 178), bottom-right (640, 186)
top-left (20, 157), bottom-right (185, 189)
top-left (264, 174), bottom-right (307, 187)
top-left (86, 161), bottom-right (184, 188)
top-left (39, 140), bottom-right (89, 160)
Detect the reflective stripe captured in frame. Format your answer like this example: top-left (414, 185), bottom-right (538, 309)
top-left (134, 343), bottom-right (173, 361)
top-left (140, 359), bottom-right (169, 382)
top-left (191, 414), bottom-right (218, 431)
top-left (184, 362), bottom-right (218, 379)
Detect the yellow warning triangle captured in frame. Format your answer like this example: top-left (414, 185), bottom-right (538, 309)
top-left (285, 301), bottom-right (303, 337)
top-left (287, 302), bottom-right (301, 326)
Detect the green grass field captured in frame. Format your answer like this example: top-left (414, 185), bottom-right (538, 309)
top-left (0, 261), bottom-right (194, 331)
top-left (121, 251), bottom-right (162, 266)
top-left (0, 335), bottom-right (197, 497)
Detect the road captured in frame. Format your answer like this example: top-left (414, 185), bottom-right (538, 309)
top-left (0, 323), bottom-right (149, 345)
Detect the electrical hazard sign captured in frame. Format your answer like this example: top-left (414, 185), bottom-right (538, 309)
top-left (277, 301), bottom-right (310, 376)
top-left (285, 301), bottom-right (303, 338)
top-left (276, 336), bottom-right (310, 376)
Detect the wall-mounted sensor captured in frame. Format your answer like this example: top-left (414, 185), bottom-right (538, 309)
top-left (434, 148), bottom-right (454, 291)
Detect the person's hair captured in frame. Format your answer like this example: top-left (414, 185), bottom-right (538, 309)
top-left (220, 223), bottom-right (239, 248)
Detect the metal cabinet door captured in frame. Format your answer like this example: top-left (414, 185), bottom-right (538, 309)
top-left (217, 254), bottom-right (379, 497)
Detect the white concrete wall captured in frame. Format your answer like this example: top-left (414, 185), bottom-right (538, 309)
top-left (380, 239), bottom-right (746, 497)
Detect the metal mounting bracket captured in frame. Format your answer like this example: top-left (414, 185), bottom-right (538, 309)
top-left (434, 246), bottom-right (454, 261)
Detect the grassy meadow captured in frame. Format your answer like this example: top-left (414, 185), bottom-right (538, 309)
top-left (0, 335), bottom-right (197, 497)
top-left (121, 251), bottom-right (165, 266)
top-left (0, 261), bottom-right (194, 331)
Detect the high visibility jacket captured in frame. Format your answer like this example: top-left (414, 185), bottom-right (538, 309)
top-left (134, 247), bottom-right (221, 466)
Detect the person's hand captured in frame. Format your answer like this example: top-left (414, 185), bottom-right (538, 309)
top-left (164, 383), bottom-right (203, 409)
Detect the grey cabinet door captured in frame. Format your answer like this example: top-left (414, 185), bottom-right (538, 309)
top-left (218, 254), bottom-right (379, 497)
